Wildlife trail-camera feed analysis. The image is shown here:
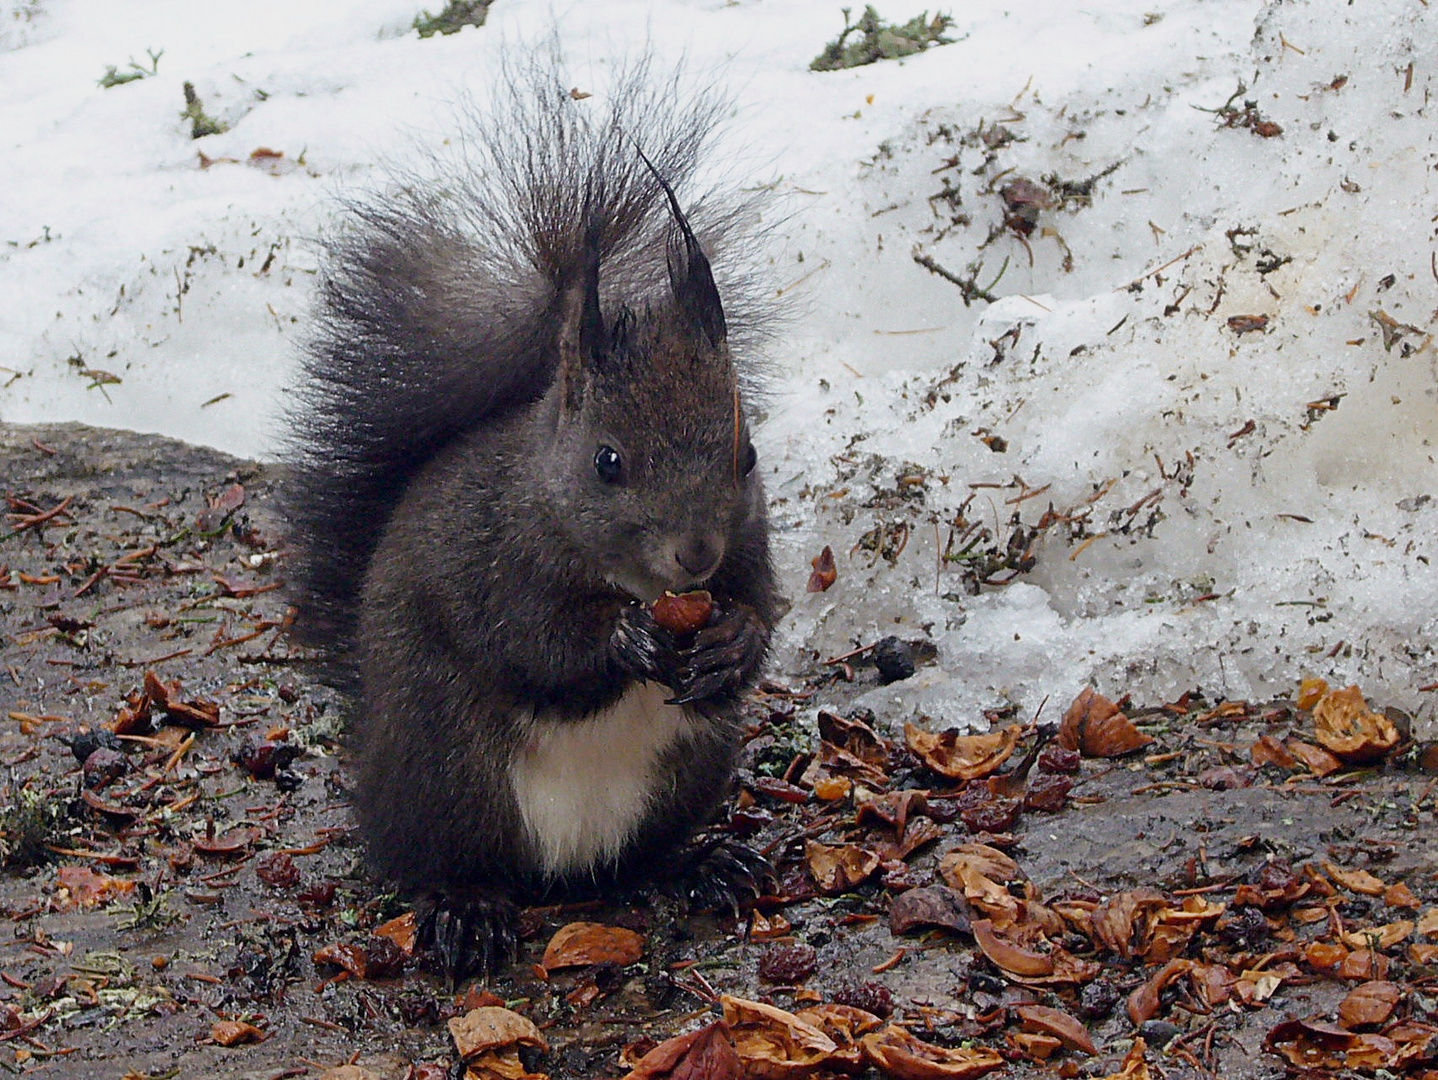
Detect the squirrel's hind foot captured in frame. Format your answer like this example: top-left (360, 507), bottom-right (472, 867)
top-left (665, 835), bottom-right (773, 916)
top-left (418, 894), bottom-right (520, 986)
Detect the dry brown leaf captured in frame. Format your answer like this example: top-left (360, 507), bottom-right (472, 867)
top-left (1127, 959), bottom-right (1192, 1024)
top-left (793, 1003), bottom-right (882, 1040)
top-left (541, 922), bottom-right (645, 970)
top-left (1418, 908), bottom-right (1438, 936)
top-left (1312, 685), bottom-right (1400, 763)
top-left (939, 856), bottom-right (1021, 927)
top-left (1408, 942), bottom-right (1438, 964)
top-left (211, 1020), bottom-right (267, 1046)
top-left (1057, 688), bottom-right (1152, 758)
top-left (621, 1021), bottom-right (741, 1080)
top-left (1323, 860), bottom-right (1387, 896)
top-left (1250, 734), bottom-right (1298, 769)
top-left (1383, 1022), bottom-right (1438, 1070)
top-left (374, 911), bottom-right (418, 956)
top-left (1233, 864), bottom-right (1311, 910)
top-left (54, 865), bottom-right (136, 910)
top-left (449, 1006), bottom-right (548, 1059)
top-left (1163, 895), bottom-right (1226, 925)
top-left (466, 1048), bottom-right (549, 1080)
top-left (995, 933), bottom-right (1100, 987)
top-left (1338, 981), bottom-right (1402, 1030)
top-left (878, 815), bottom-right (945, 860)
top-left (1265, 1017), bottom-right (1421, 1072)
top-left (1012, 1004), bottom-right (1097, 1055)
top-left (855, 789), bottom-right (928, 836)
top-left (805, 840), bottom-right (881, 894)
top-left (1304, 940), bottom-right (1348, 973)
top-left (1284, 737), bottom-right (1343, 777)
top-left (889, 885), bottom-right (973, 936)
top-left (860, 1025), bottom-right (1005, 1080)
top-left (794, 1003), bottom-right (883, 1072)
top-left (817, 710), bottom-right (893, 765)
top-left (971, 918), bottom-right (1052, 977)
top-left (812, 776), bottom-right (851, 801)
top-left (1339, 948), bottom-right (1390, 981)
top-left (1234, 963), bottom-right (1292, 1006)
top-left (941, 841), bottom-right (1019, 883)
top-left (1339, 919), bottom-right (1413, 950)
top-left (719, 995), bottom-right (837, 1080)
top-left (810, 740), bottom-right (888, 788)
top-left (192, 827), bottom-right (262, 858)
top-left (749, 911), bottom-right (793, 942)
top-left (1265, 1018), bottom-right (1354, 1070)
top-left (1089, 889), bottom-right (1170, 960)
top-left (904, 722), bottom-right (1021, 780)
top-left (1098, 1038), bottom-right (1151, 1080)
top-left (1189, 962), bottom-right (1237, 1007)
top-left (1296, 676), bottom-right (1329, 710)
top-left (312, 942), bottom-right (370, 979)
top-left (1008, 1031), bottom-right (1063, 1061)
top-left (1382, 881), bottom-right (1419, 909)
top-left (807, 546), bottom-right (837, 592)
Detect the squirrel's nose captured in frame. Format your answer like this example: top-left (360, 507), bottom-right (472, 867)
top-left (674, 535), bottom-right (722, 580)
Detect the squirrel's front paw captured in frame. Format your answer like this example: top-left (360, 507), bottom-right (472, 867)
top-left (611, 604), bottom-right (679, 683)
top-left (667, 602), bottom-right (768, 705)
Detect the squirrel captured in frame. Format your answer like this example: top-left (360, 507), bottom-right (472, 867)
top-left (284, 54), bottom-right (781, 978)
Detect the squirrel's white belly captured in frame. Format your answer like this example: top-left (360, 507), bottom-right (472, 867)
top-left (512, 683), bottom-right (699, 878)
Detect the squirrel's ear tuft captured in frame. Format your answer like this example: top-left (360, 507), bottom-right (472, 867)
top-left (668, 224), bottom-right (726, 351)
top-left (556, 212), bottom-right (607, 404)
top-left (632, 142), bottom-right (727, 350)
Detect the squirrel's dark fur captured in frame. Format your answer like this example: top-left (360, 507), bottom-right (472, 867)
top-left (285, 54), bottom-right (779, 975)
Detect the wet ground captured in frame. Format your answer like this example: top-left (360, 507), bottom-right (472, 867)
top-left (2, 422), bottom-right (1435, 1079)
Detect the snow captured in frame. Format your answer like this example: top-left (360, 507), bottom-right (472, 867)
top-left (3, 0), bottom-right (1435, 733)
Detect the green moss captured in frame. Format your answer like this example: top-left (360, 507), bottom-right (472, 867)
top-left (413, 0), bottom-right (491, 38)
top-left (98, 47), bottom-right (162, 89)
top-left (810, 5), bottom-right (953, 72)
top-left (181, 81), bottom-right (228, 140)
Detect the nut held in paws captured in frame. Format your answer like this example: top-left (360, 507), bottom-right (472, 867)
top-left (651, 590), bottom-right (715, 635)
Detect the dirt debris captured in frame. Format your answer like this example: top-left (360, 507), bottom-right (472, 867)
top-left (2, 422), bottom-right (1436, 1079)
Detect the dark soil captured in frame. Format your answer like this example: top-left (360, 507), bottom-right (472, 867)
top-left (2, 422), bottom-right (1435, 1080)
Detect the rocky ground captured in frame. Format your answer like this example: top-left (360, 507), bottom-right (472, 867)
top-left (2, 422), bottom-right (1435, 1080)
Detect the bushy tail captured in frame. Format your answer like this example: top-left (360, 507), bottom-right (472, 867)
top-left (284, 51), bottom-right (758, 649)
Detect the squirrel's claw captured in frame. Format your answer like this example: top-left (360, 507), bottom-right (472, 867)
top-left (668, 603), bottom-right (766, 705)
top-left (611, 605), bottom-right (678, 683)
top-left (673, 836), bottom-right (773, 914)
top-left (418, 895), bottom-right (519, 986)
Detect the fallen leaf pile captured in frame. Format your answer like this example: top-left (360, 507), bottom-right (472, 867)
top-left (703, 683), bottom-right (1436, 1077)
top-left (409, 681), bottom-right (1417, 1079)
top-left (622, 996), bottom-right (1005, 1080)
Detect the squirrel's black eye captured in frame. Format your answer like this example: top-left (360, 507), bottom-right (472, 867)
top-left (594, 445), bottom-right (623, 483)
top-left (741, 442), bottom-right (758, 477)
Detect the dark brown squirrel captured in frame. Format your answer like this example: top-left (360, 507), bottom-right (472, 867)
top-left (283, 55), bottom-right (781, 978)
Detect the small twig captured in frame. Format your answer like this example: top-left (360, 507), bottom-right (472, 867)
top-left (823, 640), bottom-right (881, 666)
top-left (1120, 244), bottom-right (1200, 290)
top-left (871, 947), bottom-right (906, 974)
top-left (912, 249), bottom-right (1001, 306)
top-left (5, 495), bottom-right (74, 535)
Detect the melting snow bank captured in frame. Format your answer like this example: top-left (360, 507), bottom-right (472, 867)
top-left (762, 0), bottom-right (1438, 730)
top-left (1, 0), bottom-right (1434, 730)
